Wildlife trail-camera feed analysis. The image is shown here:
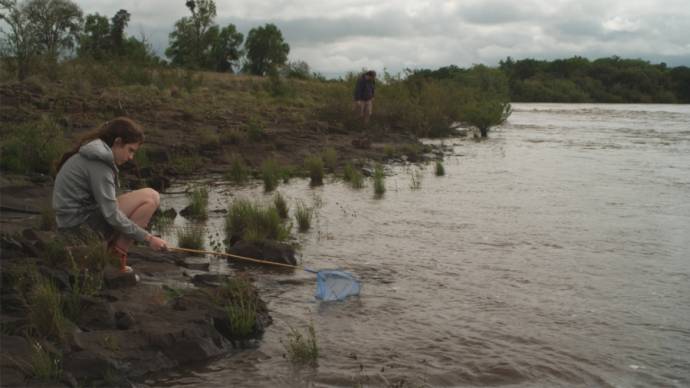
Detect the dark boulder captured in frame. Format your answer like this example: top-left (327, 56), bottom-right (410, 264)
top-left (228, 240), bottom-right (297, 267)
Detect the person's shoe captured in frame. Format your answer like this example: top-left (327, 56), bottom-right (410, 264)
top-left (113, 246), bottom-right (134, 274)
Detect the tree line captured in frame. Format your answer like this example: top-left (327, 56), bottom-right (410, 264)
top-left (1, 0), bottom-right (292, 79)
top-left (410, 57), bottom-right (690, 103)
top-left (2, 0), bottom-right (687, 103)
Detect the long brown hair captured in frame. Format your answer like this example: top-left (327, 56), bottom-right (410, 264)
top-left (56, 117), bottom-right (145, 173)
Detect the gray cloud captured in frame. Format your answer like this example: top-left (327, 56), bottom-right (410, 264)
top-left (75, 0), bottom-right (690, 77)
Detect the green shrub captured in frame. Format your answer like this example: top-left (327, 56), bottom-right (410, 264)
top-left (273, 192), bottom-right (289, 219)
top-left (225, 199), bottom-right (288, 242)
top-left (435, 161), bottom-right (445, 176)
top-left (304, 155), bottom-right (324, 186)
top-left (177, 226), bottom-right (205, 249)
top-left (226, 154), bottom-right (250, 185)
top-left (185, 186), bottom-right (209, 219)
top-left (462, 99), bottom-right (512, 137)
top-left (283, 322), bottom-right (318, 365)
top-left (295, 201), bottom-right (313, 232)
top-left (29, 340), bottom-right (62, 381)
top-left (373, 165), bottom-right (386, 198)
top-left (0, 117), bottom-right (67, 175)
top-left (261, 159), bottom-right (281, 192)
top-left (322, 147), bottom-right (337, 172)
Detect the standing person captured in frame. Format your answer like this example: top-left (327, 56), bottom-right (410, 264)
top-left (53, 117), bottom-right (168, 273)
top-left (353, 70), bottom-right (376, 126)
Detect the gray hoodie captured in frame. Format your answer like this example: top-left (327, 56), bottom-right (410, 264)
top-left (52, 139), bottom-right (149, 242)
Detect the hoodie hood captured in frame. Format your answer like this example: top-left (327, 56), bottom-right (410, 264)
top-left (79, 139), bottom-right (116, 169)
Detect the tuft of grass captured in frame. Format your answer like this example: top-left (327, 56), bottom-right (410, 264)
top-left (29, 339), bottom-right (62, 381)
top-left (177, 226), bottom-right (206, 249)
top-left (29, 275), bottom-right (66, 340)
top-left (373, 165), bottom-right (386, 198)
top-left (304, 155), bottom-right (324, 186)
top-left (225, 298), bottom-right (256, 340)
top-left (226, 199), bottom-right (288, 242)
top-left (226, 154), bottom-right (250, 185)
top-left (295, 201), bottom-right (313, 232)
top-left (410, 168), bottom-right (423, 190)
top-left (322, 147), bottom-right (337, 172)
top-left (63, 267), bottom-right (103, 323)
top-left (261, 159), bottom-right (281, 192)
top-left (218, 276), bottom-right (258, 340)
top-left (273, 192), bottom-right (289, 219)
top-left (283, 322), bottom-right (319, 365)
top-left (435, 160), bottom-right (445, 176)
top-left (343, 163), bottom-right (364, 189)
top-left (185, 186), bottom-right (209, 219)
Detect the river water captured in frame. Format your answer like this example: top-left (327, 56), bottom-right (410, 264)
top-left (151, 103), bottom-right (690, 387)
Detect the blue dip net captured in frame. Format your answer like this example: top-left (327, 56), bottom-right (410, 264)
top-left (312, 269), bottom-right (361, 301)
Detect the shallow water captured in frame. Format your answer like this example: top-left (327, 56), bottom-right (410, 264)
top-left (151, 103), bottom-right (690, 387)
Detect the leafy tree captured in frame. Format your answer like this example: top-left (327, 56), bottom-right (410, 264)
top-left (207, 23), bottom-right (243, 72)
top-left (0, 0), bottom-right (81, 79)
top-left (166, 0), bottom-right (218, 68)
top-left (463, 99), bottom-right (511, 138)
top-left (78, 13), bottom-right (110, 60)
top-left (243, 23), bottom-right (289, 76)
top-left (110, 9), bottom-right (129, 55)
top-left (0, 0), bottom-right (37, 79)
top-left (23, 0), bottom-right (82, 60)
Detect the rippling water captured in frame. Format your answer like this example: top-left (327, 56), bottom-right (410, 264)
top-left (152, 103), bottom-right (690, 387)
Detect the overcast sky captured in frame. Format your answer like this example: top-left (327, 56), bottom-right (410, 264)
top-left (80, 0), bottom-right (690, 77)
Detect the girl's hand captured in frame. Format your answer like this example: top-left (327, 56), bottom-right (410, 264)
top-left (147, 235), bottom-right (168, 251)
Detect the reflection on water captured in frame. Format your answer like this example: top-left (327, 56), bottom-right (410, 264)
top-left (152, 103), bottom-right (690, 387)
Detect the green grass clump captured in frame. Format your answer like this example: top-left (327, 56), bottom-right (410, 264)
top-left (304, 155), bottom-right (324, 186)
top-left (435, 160), bottom-right (445, 176)
top-left (273, 192), bottom-right (289, 219)
top-left (185, 186), bottom-right (209, 219)
top-left (283, 322), bottom-right (319, 365)
top-left (225, 199), bottom-right (288, 242)
top-left (218, 276), bottom-right (258, 340)
top-left (261, 159), bottom-right (281, 192)
top-left (322, 147), bottom-right (337, 172)
top-left (295, 201), bottom-right (313, 232)
top-left (373, 165), bottom-right (386, 198)
top-left (29, 276), bottom-right (66, 340)
top-left (343, 163), bottom-right (364, 189)
top-left (177, 226), bottom-right (206, 249)
top-left (0, 117), bottom-right (67, 175)
top-left (29, 340), bottom-right (62, 381)
top-left (226, 154), bottom-right (250, 185)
